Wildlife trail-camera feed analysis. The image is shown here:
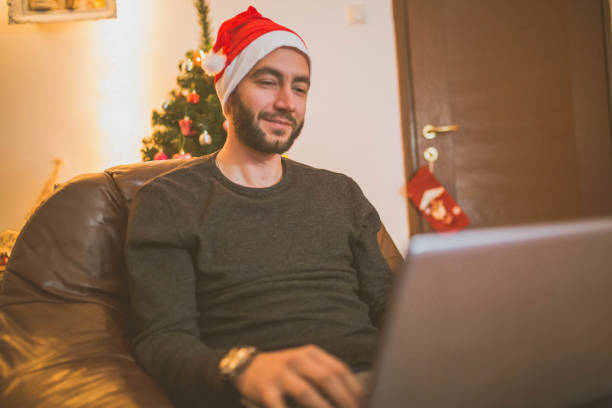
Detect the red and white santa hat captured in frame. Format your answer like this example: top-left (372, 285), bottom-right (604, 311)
top-left (202, 6), bottom-right (310, 111)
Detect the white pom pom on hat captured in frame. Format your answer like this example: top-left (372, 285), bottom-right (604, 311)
top-left (202, 51), bottom-right (227, 76)
top-left (202, 6), bottom-right (310, 110)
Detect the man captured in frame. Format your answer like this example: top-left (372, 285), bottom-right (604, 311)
top-left (125, 6), bottom-right (395, 408)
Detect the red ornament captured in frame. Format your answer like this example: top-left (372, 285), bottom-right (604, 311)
top-left (153, 150), bottom-right (168, 160)
top-left (187, 92), bottom-right (200, 104)
top-left (179, 117), bottom-right (194, 136)
top-left (172, 150), bottom-right (192, 160)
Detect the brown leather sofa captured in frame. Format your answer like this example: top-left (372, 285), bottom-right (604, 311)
top-left (0, 159), bottom-right (403, 408)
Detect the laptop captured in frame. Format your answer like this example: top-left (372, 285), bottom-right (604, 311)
top-left (368, 217), bottom-right (612, 407)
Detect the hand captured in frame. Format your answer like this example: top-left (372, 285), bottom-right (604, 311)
top-left (235, 344), bottom-right (364, 408)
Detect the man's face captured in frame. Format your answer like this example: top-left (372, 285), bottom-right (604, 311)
top-left (227, 47), bottom-right (310, 154)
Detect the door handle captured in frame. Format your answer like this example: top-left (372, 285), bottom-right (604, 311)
top-left (422, 124), bottom-right (458, 140)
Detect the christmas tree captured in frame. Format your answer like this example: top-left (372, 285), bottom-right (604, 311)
top-left (141, 0), bottom-right (226, 161)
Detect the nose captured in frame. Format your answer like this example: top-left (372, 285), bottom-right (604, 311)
top-left (273, 83), bottom-right (297, 113)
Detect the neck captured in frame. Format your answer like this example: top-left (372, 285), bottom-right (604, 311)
top-left (216, 132), bottom-right (283, 188)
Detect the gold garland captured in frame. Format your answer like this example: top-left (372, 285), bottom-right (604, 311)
top-left (0, 230), bottom-right (18, 272)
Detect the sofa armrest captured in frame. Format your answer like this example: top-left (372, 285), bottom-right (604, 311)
top-left (377, 225), bottom-right (404, 276)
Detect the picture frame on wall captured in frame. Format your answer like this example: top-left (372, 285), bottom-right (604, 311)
top-left (8, 0), bottom-right (117, 24)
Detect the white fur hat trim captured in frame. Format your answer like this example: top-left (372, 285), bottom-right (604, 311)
top-left (419, 187), bottom-right (445, 210)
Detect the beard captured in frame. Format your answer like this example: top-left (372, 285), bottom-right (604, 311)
top-left (228, 94), bottom-right (304, 154)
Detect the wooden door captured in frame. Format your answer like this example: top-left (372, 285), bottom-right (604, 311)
top-left (394, 0), bottom-right (612, 234)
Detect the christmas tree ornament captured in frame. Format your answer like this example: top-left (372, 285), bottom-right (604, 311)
top-left (153, 150), bottom-right (168, 160)
top-left (179, 117), bottom-right (194, 136)
top-left (406, 166), bottom-right (469, 233)
top-left (173, 150), bottom-right (193, 160)
top-left (201, 6), bottom-right (310, 108)
top-left (192, 50), bottom-right (204, 67)
top-left (188, 91), bottom-right (200, 104)
top-left (181, 59), bottom-right (194, 72)
top-left (199, 130), bottom-right (212, 145)
top-left (160, 99), bottom-right (170, 110)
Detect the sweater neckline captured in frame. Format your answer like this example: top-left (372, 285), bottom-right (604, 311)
top-left (209, 151), bottom-right (292, 197)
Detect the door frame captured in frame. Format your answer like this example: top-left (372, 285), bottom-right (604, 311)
top-left (392, 0), bottom-right (612, 236)
top-left (392, 0), bottom-right (422, 235)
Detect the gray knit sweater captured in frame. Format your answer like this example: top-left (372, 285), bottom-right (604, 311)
top-left (125, 153), bottom-right (394, 407)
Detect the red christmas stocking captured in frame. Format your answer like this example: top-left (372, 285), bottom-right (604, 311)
top-left (406, 166), bottom-right (469, 233)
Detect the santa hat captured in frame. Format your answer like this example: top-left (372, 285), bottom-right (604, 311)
top-left (406, 167), bottom-right (446, 210)
top-left (418, 187), bottom-right (445, 210)
top-left (202, 6), bottom-right (310, 111)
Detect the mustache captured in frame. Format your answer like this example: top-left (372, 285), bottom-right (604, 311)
top-left (257, 111), bottom-right (298, 126)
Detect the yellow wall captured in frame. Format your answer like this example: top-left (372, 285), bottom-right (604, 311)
top-left (0, 0), bottom-right (409, 252)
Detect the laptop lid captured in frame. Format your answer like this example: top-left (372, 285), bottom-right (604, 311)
top-left (368, 217), bottom-right (612, 407)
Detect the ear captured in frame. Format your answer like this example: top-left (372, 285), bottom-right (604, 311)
top-left (224, 92), bottom-right (236, 116)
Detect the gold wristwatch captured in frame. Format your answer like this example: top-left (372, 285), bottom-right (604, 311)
top-left (219, 346), bottom-right (259, 383)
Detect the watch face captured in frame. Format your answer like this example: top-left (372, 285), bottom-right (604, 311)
top-left (219, 350), bottom-right (238, 374)
top-left (219, 347), bottom-right (257, 379)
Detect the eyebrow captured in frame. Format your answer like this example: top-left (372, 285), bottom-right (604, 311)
top-left (250, 66), bottom-right (311, 88)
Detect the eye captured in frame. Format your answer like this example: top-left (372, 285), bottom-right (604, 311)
top-left (256, 79), bottom-right (277, 87)
top-left (293, 86), bottom-right (308, 95)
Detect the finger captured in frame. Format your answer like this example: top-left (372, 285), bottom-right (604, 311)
top-left (305, 346), bottom-right (364, 401)
top-left (258, 387), bottom-right (287, 408)
top-left (281, 370), bottom-right (334, 408)
top-left (291, 352), bottom-right (360, 408)
top-left (240, 397), bottom-right (265, 408)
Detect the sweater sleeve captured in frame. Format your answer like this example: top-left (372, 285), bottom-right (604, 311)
top-left (348, 178), bottom-right (395, 328)
top-left (124, 181), bottom-right (238, 407)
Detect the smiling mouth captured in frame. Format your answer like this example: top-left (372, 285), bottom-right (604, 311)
top-left (262, 119), bottom-right (295, 133)
top-left (259, 112), bottom-right (297, 128)
top-left (264, 118), bottom-right (293, 127)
